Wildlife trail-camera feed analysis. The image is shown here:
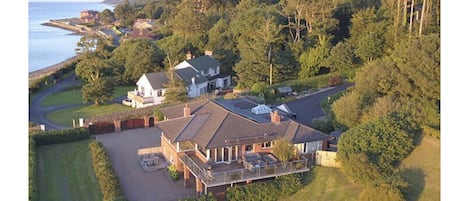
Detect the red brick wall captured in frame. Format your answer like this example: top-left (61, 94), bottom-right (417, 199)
top-left (161, 135), bottom-right (184, 171)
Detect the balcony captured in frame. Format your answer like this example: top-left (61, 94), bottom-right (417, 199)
top-left (128, 91), bottom-right (154, 104)
top-left (179, 152), bottom-right (309, 188)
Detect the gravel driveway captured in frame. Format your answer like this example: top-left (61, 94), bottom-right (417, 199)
top-left (96, 127), bottom-right (196, 201)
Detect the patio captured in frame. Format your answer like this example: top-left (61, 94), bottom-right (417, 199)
top-left (180, 151), bottom-right (309, 188)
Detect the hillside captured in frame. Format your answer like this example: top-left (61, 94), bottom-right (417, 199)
top-left (284, 135), bottom-right (440, 201)
top-left (400, 135), bottom-right (441, 201)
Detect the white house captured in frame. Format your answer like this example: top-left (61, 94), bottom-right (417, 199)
top-left (127, 72), bottom-right (168, 108)
top-left (126, 51), bottom-right (231, 108)
top-left (175, 51), bottom-right (231, 91)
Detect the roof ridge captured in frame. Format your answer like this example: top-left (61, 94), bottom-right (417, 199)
top-left (173, 115), bottom-right (196, 142)
top-left (209, 99), bottom-right (266, 125)
top-left (203, 112), bottom-right (229, 149)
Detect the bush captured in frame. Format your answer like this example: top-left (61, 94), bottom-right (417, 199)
top-left (32, 127), bottom-right (90, 145)
top-left (89, 140), bottom-right (127, 201)
top-left (179, 192), bottom-right (217, 201)
top-left (167, 165), bottom-right (180, 181)
top-left (359, 184), bottom-right (405, 201)
top-left (29, 136), bottom-right (38, 201)
top-left (271, 72), bottom-right (340, 93)
top-left (328, 76), bottom-right (342, 86)
top-left (311, 117), bottom-right (335, 133)
top-left (225, 174), bottom-right (302, 201)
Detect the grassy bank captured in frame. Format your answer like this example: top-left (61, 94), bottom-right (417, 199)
top-left (47, 104), bottom-right (133, 127)
top-left (36, 139), bottom-right (102, 201)
top-left (400, 135), bottom-right (440, 201)
top-left (41, 85), bottom-right (134, 106)
top-left (283, 166), bottom-right (364, 201)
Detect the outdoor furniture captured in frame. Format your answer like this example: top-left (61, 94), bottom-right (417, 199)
top-left (262, 153), bottom-right (278, 165)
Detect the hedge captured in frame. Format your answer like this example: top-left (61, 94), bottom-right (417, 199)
top-left (178, 192), bottom-right (217, 201)
top-left (29, 136), bottom-right (38, 201)
top-left (89, 140), bottom-right (127, 201)
top-left (29, 127), bottom-right (90, 201)
top-left (225, 174), bottom-right (302, 201)
top-left (271, 72), bottom-right (341, 93)
top-left (32, 127), bottom-right (90, 145)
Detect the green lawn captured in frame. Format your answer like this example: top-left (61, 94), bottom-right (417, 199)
top-left (41, 85), bottom-right (134, 106)
top-left (400, 135), bottom-right (440, 201)
top-left (36, 139), bottom-right (102, 201)
top-left (47, 103), bottom-right (133, 127)
top-left (283, 166), bottom-right (364, 201)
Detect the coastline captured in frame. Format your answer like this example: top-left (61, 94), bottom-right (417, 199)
top-left (29, 56), bottom-right (78, 81)
top-left (41, 19), bottom-right (88, 35)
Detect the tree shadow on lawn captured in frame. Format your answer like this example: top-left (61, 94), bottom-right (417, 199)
top-left (400, 166), bottom-right (426, 201)
top-left (301, 166), bottom-right (317, 185)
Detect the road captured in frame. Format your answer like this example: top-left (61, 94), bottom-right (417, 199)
top-left (284, 83), bottom-right (353, 126)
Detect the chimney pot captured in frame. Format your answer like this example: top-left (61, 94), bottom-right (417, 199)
top-left (186, 51), bottom-right (193, 60)
top-left (205, 50), bottom-right (213, 58)
top-left (184, 104), bottom-right (191, 117)
top-left (270, 110), bottom-right (281, 124)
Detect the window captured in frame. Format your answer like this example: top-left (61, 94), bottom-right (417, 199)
top-left (261, 141), bottom-right (273, 149)
top-left (245, 144), bottom-right (253, 153)
top-left (157, 90), bottom-right (163, 97)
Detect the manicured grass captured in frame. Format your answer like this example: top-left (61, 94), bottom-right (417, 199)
top-left (36, 139), bottom-right (103, 201)
top-left (47, 103), bottom-right (133, 127)
top-left (41, 85), bottom-right (135, 106)
top-left (400, 135), bottom-right (440, 201)
top-left (283, 166), bottom-right (364, 201)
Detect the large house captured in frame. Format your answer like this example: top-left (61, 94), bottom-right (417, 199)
top-left (126, 52), bottom-right (231, 108)
top-left (156, 98), bottom-right (330, 194)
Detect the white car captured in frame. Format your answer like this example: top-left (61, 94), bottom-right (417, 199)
top-left (122, 98), bottom-right (132, 106)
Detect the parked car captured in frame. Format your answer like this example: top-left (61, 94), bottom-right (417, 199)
top-left (122, 98), bottom-right (132, 106)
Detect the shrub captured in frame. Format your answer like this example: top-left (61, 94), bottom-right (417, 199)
top-left (167, 165), bottom-right (180, 181)
top-left (32, 127), bottom-right (90, 145)
top-left (311, 117), bottom-right (335, 133)
top-left (328, 76), bottom-right (342, 86)
top-left (89, 140), bottom-right (127, 201)
top-left (359, 184), bottom-right (405, 201)
top-left (225, 174), bottom-right (302, 201)
top-left (179, 192), bottom-right (217, 201)
top-left (29, 136), bottom-right (38, 201)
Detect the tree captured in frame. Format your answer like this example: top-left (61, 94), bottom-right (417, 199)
top-left (163, 56), bottom-right (188, 104)
top-left (82, 78), bottom-right (115, 105)
top-left (349, 8), bottom-right (386, 63)
top-left (298, 41), bottom-right (330, 79)
top-left (114, 0), bottom-right (137, 27)
top-left (326, 41), bottom-right (356, 75)
top-left (111, 39), bottom-right (166, 84)
top-left (337, 112), bottom-right (418, 186)
top-left (100, 9), bottom-right (115, 25)
top-left (272, 138), bottom-right (296, 168)
top-left (331, 90), bottom-right (361, 128)
top-left (141, 0), bottom-right (163, 19)
top-left (207, 18), bottom-right (239, 76)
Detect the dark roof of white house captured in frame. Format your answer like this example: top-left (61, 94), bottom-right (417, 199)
top-left (186, 56), bottom-right (220, 73)
top-left (143, 72), bottom-right (169, 89)
top-left (175, 68), bottom-right (208, 85)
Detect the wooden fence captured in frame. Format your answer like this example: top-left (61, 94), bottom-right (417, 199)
top-left (89, 122), bottom-right (115, 135)
top-left (121, 119), bottom-right (145, 130)
top-left (315, 150), bottom-right (340, 168)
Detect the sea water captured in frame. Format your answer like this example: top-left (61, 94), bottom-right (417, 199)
top-left (28, 2), bottom-right (114, 72)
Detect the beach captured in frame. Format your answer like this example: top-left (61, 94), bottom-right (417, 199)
top-left (28, 56), bottom-right (77, 81)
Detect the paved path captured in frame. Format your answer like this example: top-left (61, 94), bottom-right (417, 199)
top-left (96, 127), bottom-right (196, 201)
top-left (284, 83), bottom-right (353, 126)
top-left (29, 74), bottom-right (81, 130)
top-left (29, 73), bottom-right (126, 130)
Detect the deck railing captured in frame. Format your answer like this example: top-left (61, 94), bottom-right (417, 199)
top-left (179, 153), bottom-right (309, 187)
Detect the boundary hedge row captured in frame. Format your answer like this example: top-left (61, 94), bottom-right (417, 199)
top-left (32, 127), bottom-right (90, 145)
top-left (225, 174), bottom-right (302, 201)
top-left (29, 136), bottom-right (38, 201)
top-left (29, 127), bottom-right (91, 201)
top-left (89, 140), bottom-right (127, 201)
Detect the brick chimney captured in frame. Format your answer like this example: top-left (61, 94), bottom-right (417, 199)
top-left (184, 104), bottom-right (191, 117)
top-left (204, 50), bottom-right (213, 58)
top-left (270, 110), bottom-right (281, 124)
top-left (186, 51), bottom-right (193, 60)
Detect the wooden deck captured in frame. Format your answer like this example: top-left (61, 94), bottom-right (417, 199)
top-left (179, 152), bottom-right (309, 188)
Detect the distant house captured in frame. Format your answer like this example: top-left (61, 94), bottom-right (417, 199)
top-left (80, 10), bottom-right (99, 23)
top-left (126, 51), bottom-right (231, 108)
top-left (121, 19), bottom-right (159, 42)
top-left (156, 98), bottom-right (331, 194)
top-left (175, 51), bottom-right (231, 92)
top-left (127, 72), bottom-right (169, 108)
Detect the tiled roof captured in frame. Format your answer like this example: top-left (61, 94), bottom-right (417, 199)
top-left (175, 68), bottom-right (208, 85)
top-left (156, 99), bottom-right (330, 149)
top-left (143, 72), bottom-right (169, 89)
top-left (186, 56), bottom-right (220, 73)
